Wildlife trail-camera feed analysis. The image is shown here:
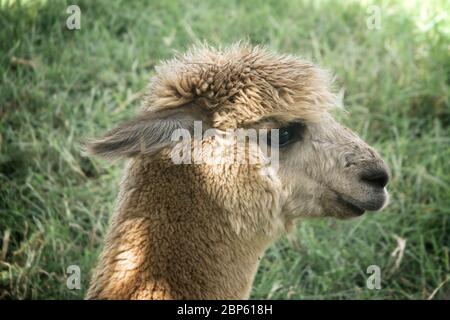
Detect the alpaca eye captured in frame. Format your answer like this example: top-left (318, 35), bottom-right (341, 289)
top-left (268, 122), bottom-right (305, 147)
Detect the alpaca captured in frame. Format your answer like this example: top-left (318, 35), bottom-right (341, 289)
top-left (85, 44), bottom-right (389, 299)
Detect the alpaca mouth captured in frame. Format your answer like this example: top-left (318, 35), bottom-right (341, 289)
top-left (335, 193), bottom-right (366, 216)
top-left (334, 189), bottom-right (388, 217)
top-left (339, 198), bottom-right (365, 216)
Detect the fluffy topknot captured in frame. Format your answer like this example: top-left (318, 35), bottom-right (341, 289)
top-left (143, 43), bottom-right (338, 128)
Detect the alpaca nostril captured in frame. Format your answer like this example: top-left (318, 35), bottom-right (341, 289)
top-left (360, 169), bottom-right (389, 188)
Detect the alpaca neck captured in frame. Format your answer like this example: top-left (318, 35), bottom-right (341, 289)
top-left (87, 156), bottom-right (273, 299)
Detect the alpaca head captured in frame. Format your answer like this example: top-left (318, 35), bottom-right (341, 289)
top-left (87, 44), bottom-right (389, 232)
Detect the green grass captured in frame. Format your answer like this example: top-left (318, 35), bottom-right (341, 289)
top-left (0, 0), bottom-right (449, 299)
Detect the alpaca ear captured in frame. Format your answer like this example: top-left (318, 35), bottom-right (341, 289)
top-left (85, 104), bottom-right (208, 159)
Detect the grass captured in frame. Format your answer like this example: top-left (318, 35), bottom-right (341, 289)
top-left (0, 0), bottom-right (449, 299)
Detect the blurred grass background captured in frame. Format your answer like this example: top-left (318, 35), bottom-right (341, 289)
top-left (0, 0), bottom-right (449, 299)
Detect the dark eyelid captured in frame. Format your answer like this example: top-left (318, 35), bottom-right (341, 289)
top-left (267, 121), bottom-right (306, 148)
top-left (286, 121), bottom-right (306, 137)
